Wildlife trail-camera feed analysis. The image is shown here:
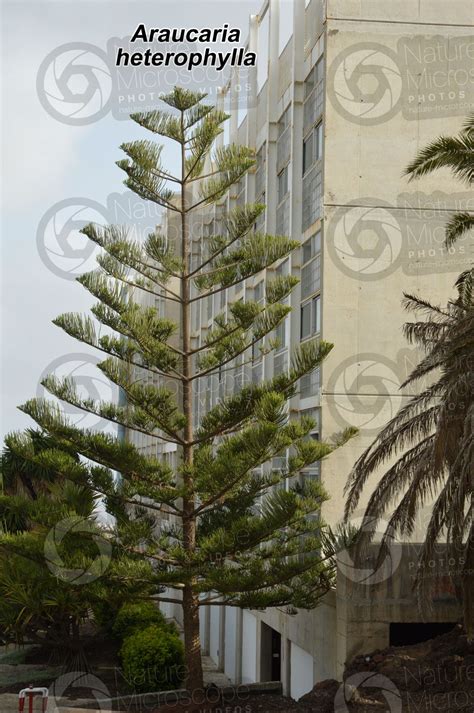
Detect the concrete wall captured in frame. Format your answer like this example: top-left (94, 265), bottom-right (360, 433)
top-left (241, 611), bottom-right (258, 684)
top-left (210, 606), bottom-right (221, 663)
top-left (322, 0), bottom-right (472, 675)
top-left (290, 642), bottom-right (314, 700)
top-left (224, 607), bottom-right (238, 681)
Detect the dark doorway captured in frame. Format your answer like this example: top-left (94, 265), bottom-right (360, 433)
top-left (389, 622), bottom-right (456, 646)
top-left (260, 623), bottom-right (281, 681)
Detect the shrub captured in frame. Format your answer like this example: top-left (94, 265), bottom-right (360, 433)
top-left (112, 601), bottom-right (173, 641)
top-left (93, 599), bottom-right (122, 635)
top-left (120, 625), bottom-right (185, 693)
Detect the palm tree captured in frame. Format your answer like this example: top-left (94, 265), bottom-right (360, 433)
top-left (405, 113), bottom-right (474, 295)
top-left (344, 117), bottom-right (474, 636)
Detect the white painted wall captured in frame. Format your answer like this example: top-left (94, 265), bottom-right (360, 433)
top-left (199, 605), bottom-right (206, 647)
top-left (224, 606), bottom-right (237, 681)
top-left (241, 611), bottom-right (257, 683)
top-left (209, 606), bottom-right (220, 663)
top-left (290, 643), bottom-right (314, 700)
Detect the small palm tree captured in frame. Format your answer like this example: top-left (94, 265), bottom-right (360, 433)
top-left (345, 117), bottom-right (474, 636)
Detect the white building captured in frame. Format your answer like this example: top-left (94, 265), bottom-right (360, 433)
top-left (127, 0), bottom-right (473, 698)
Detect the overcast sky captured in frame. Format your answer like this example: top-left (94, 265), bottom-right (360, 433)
top-left (1, 0), bottom-right (274, 440)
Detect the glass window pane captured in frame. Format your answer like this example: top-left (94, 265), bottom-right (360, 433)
top-left (313, 296), bottom-right (321, 334)
top-left (304, 66), bottom-right (315, 98)
top-left (317, 123), bottom-right (323, 160)
top-left (301, 302), bottom-right (311, 339)
top-left (276, 258), bottom-right (289, 277)
top-left (302, 238), bottom-right (312, 264)
top-left (314, 231), bottom-right (321, 254)
top-left (278, 168), bottom-right (288, 202)
top-left (303, 132), bottom-right (313, 175)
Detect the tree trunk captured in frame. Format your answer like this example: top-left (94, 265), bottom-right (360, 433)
top-left (180, 110), bottom-right (203, 692)
top-left (182, 585), bottom-right (204, 691)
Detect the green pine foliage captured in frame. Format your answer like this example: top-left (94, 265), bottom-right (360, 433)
top-left (0, 430), bottom-right (157, 661)
top-left (17, 87), bottom-right (356, 688)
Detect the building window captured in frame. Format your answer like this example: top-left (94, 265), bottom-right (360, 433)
top-left (300, 366), bottom-right (320, 399)
top-left (302, 231), bottom-right (321, 263)
top-left (300, 407), bottom-right (320, 441)
top-left (300, 296), bottom-right (320, 340)
top-left (303, 122), bottom-right (323, 175)
top-left (301, 232), bottom-right (321, 299)
top-left (278, 105), bottom-right (291, 136)
top-left (304, 56), bottom-right (325, 134)
top-left (302, 168), bottom-right (322, 230)
top-left (255, 192), bottom-right (266, 232)
top-left (304, 57), bottom-right (325, 99)
top-left (276, 258), bottom-right (289, 278)
top-left (254, 280), bottom-right (264, 303)
top-left (278, 167), bottom-right (289, 204)
top-left (274, 259), bottom-right (289, 353)
top-left (255, 143), bottom-right (266, 197)
top-left (220, 288), bottom-right (227, 310)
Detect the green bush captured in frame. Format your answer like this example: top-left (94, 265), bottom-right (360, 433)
top-left (93, 599), bottom-right (122, 635)
top-left (112, 601), bottom-right (173, 641)
top-left (120, 625), bottom-right (185, 693)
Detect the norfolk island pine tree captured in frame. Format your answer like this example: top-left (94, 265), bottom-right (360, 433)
top-left (20, 88), bottom-right (356, 691)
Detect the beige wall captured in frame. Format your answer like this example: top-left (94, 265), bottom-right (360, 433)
top-left (320, 5), bottom-right (474, 528)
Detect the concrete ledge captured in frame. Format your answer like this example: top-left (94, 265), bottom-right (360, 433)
top-left (0, 681), bottom-right (283, 712)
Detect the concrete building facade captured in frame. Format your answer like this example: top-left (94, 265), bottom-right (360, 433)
top-left (127, 0), bottom-right (473, 698)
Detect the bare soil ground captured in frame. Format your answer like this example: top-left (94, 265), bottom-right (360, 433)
top-left (152, 624), bottom-right (473, 712)
top-left (2, 625), bottom-right (472, 712)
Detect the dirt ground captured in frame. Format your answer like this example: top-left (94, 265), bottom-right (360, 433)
top-left (2, 625), bottom-right (472, 712)
top-left (152, 624), bottom-right (473, 713)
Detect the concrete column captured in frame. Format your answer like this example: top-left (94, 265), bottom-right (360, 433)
top-left (288, 0), bottom-right (306, 388)
top-left (235, 608), bottom-right (243, 684)
top-left (246, 13), bottom-right (259, 200)
top-left (264, 0), bottom-right (280, 236)
top-left (282, 637), bottom-right (292, 697)
top-left (204, 604), bottom-right (211, 656)
top-left (218, 605), bottom-right (226, 671)
top-left (255, 620), bottom-right (262, 681)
